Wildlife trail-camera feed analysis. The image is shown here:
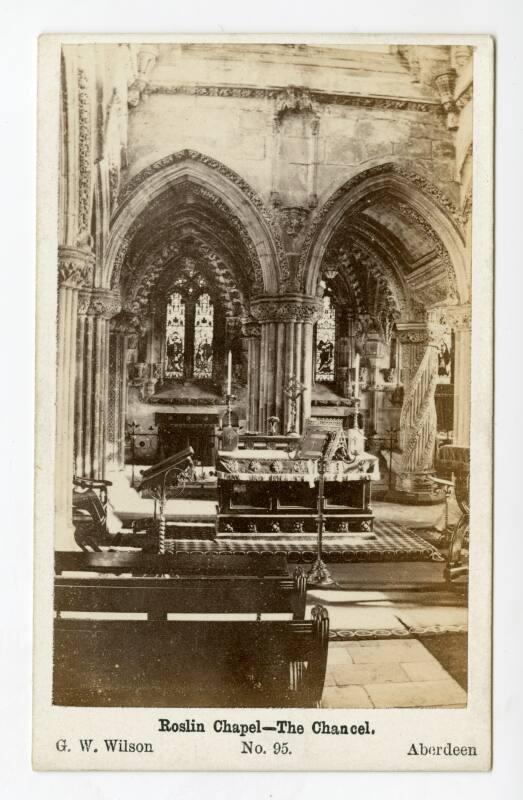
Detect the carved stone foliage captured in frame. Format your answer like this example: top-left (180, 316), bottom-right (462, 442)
top-left (277, 206), bottom-right (311, 248)
top-left (145, 82), bottom-right (437, 113)
top-left (428, 304), bottom-right (471, 332)
top-left (189, 185), bottom-right (266, 289)
top-left (297, 162), bottom-right (464, 291)
top-left (110, 310), bottom-right (145, 336)
top-left (116, 151), bottom-right (288, 284)
top-left (274, 87), bottom-right (319, 126)
top-left (409, 280), bottom-right (450, 309)
top-left (323, 241), bottom-right (402, 343)
top-left (122, 240), bottom-right (247, 319)
top-left (112, 150), bottom-right (289, 289)
top-left (395, 202), bottom-right (458, 301)
top-left (78, 288), bottom-right (122, 318)
top-left (241, 319), bottom-right (262, 338)
top-left (462, 188), bottom-right (472, 226)
top-left (77, 69), bottom-right (91, 239)
top-left (250, 294), bottom-right (323, 324)
top-left (58, 245), bottom-right (94, 289)
top-left (112, 191), bottom-right (262, 293)
top-left (108, 164), bottom-right (120, 212)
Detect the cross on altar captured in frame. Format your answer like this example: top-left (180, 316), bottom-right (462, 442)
top-left (284, 375), bottom-right (306, 435)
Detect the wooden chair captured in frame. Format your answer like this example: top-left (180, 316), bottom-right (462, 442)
top-left (72, 477), bottom-right (113, 551)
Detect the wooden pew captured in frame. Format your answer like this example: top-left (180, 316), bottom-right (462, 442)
top-left (54, 552), bottom-right (307, 620)
top-left (53, 607), bottom-right (329, 708)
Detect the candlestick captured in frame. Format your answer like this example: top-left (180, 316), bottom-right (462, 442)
top-left (227, 350), bottom-right (232, 395)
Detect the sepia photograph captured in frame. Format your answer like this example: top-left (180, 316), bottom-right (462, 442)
top-left (32, 33), bottom-right (493, 771)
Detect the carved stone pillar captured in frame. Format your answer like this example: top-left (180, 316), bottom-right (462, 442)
top-left (250, 294), bottom-right (322, 434)
top-left (56, 246), bottom-right (93, 549)
top-left (440, 305), bottom-right (472, 447)
top-left (107, 313), bottom-right (139, 467)
top-left (364, 330), bottom-right (386, 433)
top-left (393, 321), bottom-right (441, 501)
top-left (242, 320), bottom-right (262, 432)
top-left (75, 288), bottom-right (121, 480)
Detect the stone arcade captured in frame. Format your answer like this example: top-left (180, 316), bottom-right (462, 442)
top-left (53, 43), bottom-right (472, 710)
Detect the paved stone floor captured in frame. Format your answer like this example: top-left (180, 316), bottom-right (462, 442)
top-left (321, 639), bottom-right (467, 709)
top-left (106, 465), bottom-right (468, 709)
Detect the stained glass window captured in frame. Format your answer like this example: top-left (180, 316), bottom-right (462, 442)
top-left (315, 295), bottom-right (336, 382)
top-left (193, 293), bottom-right (214, 379)
top-left (165, 292), bottom-right (185, 379)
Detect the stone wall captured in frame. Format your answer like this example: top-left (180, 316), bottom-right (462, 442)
top-left (126, 84), bottom-right (459, 209)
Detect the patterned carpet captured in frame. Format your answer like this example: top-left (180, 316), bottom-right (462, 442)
top-left (164, 521), bottom-right (444, 563)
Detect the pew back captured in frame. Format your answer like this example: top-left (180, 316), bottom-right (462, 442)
top-left (54, 609), bottom-right (329, 708)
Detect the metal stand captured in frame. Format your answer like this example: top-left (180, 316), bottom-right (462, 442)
top-left (307, 432), bottom-right (338, 589)
top-left (221, 393), bottom-right (238, 451)
top-left (225, 393), bottom-right (237, 426)
top-left (284, 375), bottom-right (306, 436)
top-left (127, 420), bottom-right (140, 487)
top-left (147, 465), bottom-right (189, 555)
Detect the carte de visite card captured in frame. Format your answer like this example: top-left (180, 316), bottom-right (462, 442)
top-left (33, 33), bottom-right (493, 771)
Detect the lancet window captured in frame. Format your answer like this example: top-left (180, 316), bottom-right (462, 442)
top-left (164, 286), bottom-right (215, 381)
top-left (165, 292), bottom-right (186, 379)
top-left (193, 293), bottom-right (214, 379)
top-left (315, 294), bottom-right (336, 382)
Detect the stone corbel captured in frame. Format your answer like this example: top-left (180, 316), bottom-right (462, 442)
top-left (86, 288), bottom-right (122, 319)
top-left (277, 206), bottom-right (311, 251)
top-left (127, 45), bottom-right (159, 108)
top-left (433, 69), bottom-right (459, 130)
top-left (274, 86), bottom-right (320, 128)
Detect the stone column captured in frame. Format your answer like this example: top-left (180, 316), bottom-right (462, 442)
top-left (250, 294), bottom-right (323, 434)
top-left (106, 313), bottom-right (138, 467)
top-left (444, 305), bottom-right (472, 447)
top-left (75, 288), bottom-right (121, 480)
top-left (393, 321), bottom-right (441, 501)
top-left (242, 320), bottom-right (262, 432)
top-left (56, 246), bottom-right (93, 550)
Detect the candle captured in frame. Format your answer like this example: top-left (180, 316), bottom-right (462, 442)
top-left (227, 350), bottom-right (232, 395)
top-left (354, 353), bottom-right (360, 399)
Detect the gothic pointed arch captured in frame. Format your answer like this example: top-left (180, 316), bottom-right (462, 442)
top-left (104, 149), bottom-right (286, 293)
top-left (298, 162), bottom-right (469, 307)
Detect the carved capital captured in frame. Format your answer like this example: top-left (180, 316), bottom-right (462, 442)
top-left (82, 288), bottom-right (122, 319)
top-left (250, 294), bottom-right (323, 324)
top-left (395, 322), bottom-right (431, 346)
top-left (241, 318), bottom-right (261, 338)
top-left (110, 310), bottom-right (144, 335)
top-left (58, 246), bottom-right (94, 289)
top-left (428, 304), bottom-right (472, 332)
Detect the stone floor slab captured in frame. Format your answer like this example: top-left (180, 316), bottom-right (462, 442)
top-left (400, 660), bottom-right (452, 682)
top-left (323, 670), bottom-right (337, 687)
top-left (365, 679), bottom-right (467, 708)
top-left (321, 686), bottom-right (374, 709)
top-left (326, 647), bottom-right (354, 665)
top-left (332, 662), bottom-right (409, 687)
top-left (347, 640), bottom-right (434, 664)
